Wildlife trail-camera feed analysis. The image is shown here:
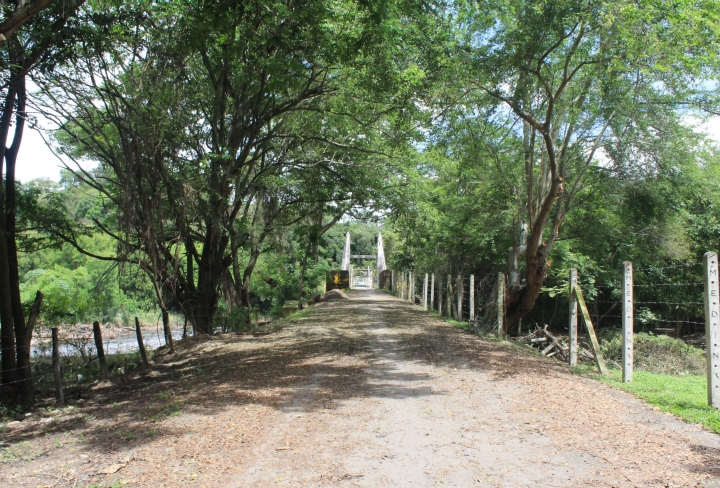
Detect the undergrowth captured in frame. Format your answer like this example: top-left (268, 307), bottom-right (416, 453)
top-left (600, 331), bottom-right (705, 375)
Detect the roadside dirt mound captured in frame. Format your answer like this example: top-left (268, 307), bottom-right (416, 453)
top-left (323, 289), bottom-right (349, 301)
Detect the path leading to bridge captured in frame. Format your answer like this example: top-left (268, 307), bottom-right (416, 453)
top-left (2, 289), bottom-right (720, 487)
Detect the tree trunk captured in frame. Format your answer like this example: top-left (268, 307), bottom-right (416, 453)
top-left (0, 77), bottom-right (18, 384)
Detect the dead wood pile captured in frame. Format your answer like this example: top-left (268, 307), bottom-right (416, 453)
top-left (517, 325), bottom-right (596, 363)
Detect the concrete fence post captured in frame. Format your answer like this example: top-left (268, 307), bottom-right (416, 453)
top-left (569, 268), bottom-right (578, 367)
top-left (622, 261), bottom-right (634, 383)
top-left (456, 275), bottom-right (463, 322)
top-left (704, 252), bottom-right (720, 409)
top-left (430, 273), bottom-right (435, 312)
top-left (423, 273), bottom-right (429, 310)
top-left (446, 274), bottom-right (452, 317)
top-left (469, 274), bottom-right (475, 322)
top-left (497, 273), bottom-right (505, 338)
top-left (437, 275), bottom-right (443, 315)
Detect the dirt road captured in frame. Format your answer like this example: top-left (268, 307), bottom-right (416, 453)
top-left (2, 289), bottom-right (720, 487)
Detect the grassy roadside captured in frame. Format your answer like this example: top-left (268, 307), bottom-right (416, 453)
top-left (576, 366), bottom-right (720, 434)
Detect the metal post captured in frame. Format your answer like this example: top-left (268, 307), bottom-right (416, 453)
top-left (569, 268), bottom-right (578, 367)
top-left (622, 262), bottom-right (634, 382)
top-left (704, 252), bottom-right (720, 409)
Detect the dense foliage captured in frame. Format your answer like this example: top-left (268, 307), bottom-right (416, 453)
top-left (1, 0), bottom-right (719, 407)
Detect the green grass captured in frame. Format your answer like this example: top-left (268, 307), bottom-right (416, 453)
top-left (591, 369), bottom-right (720, 434)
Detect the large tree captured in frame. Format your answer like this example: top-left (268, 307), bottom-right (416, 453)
top-left (38, 0), bottom-right (412, 333)
top-left (0, 0), bottom-right (85, 406)
top-left (452, 0), bottom-right (720, 330)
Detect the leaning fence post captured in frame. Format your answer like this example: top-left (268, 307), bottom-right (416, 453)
top-left (92, 321), bottom-right (109, 380)
top-left (51, 327), bottom-right (64, 404)
top-left (569, 268), bottom-right (578, 367)
top-left (135, 317), bottom-right (150, 369)
top-left (469, 274), bottom-right (475, 322)
top-left (497, 273), bottom-right (505, 338)
top-left (423, 273), bottom-right (429, 310)
top-left (622, 262), bottom-right (634, 383)
top-left (704, 252), bottom-right (720, 409)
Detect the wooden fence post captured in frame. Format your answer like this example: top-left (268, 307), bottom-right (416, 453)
top-left (162, 310), bottom-right (175, 353)
top-left (423, 273), bottom-right (428, 310)
top-left (704, 252), bottom-right (720, 409)
top-left (569, 268), bottom-right (578, 367)
top-left (51, 327), bottom-right (64, 404)
top-left (446, 274), bottom-right (452, 317)
top-left (574, 285), bottom-right (609, 376)
top-left (391, 270), bottom-right (396, 295)
top-left (622, 262), bottom-right (634, 383)
top-left (92, 321), bottom-right (109, 380)
top-left (430, 273), bottom-right (435, 312)
top-left (497, 273), bottom-right (505, 338)
top-left (135, 317), bottom-right (150, 369)
top-left (469, 274), bottom-right (475, 322)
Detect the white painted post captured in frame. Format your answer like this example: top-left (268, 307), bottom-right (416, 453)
top-left (469, 274), bottom-right (475, 322)
top-left (423, 273), bottom-right (428, 310)
top-left (569, 268), bottom-right (578, 367)
top-left (622, 261), bottom-right (634, 383)
top-left (497, 273), bottom-right (505, 338)
top-left (430, 273), bottom-right (435, 312)
top-left (704, 252), bottom-right (720, 409)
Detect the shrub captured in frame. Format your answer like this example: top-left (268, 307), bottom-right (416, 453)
top-left (601, 331), bottom-right (705, 375)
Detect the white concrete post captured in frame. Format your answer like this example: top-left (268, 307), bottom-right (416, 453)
top-left (430, 273), bottom-right (435, 312)
top-left (569, 268), bottom-right (578, 367)
top-left (704, 252), bottom-right (720, 409)
top-left (437, 275), bottom-right (443, 315)
top-left (446, 274), bottom-right (452, 317)
top-left (622, 261), bottom-right (634, 383)
top-left (469, 274), bottom-right (475, 321)
top-left (423, 273), bottom-right (428, 310)
top-left (456, 275), bottom-right (463, 321)
top-left (497, 273), bottom-right (505, 338)
top-left (409, 272), bottom-right (414, 302)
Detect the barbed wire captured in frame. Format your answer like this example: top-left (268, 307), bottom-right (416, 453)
top-left (634, 262), bottom-right (702, 272)
top-left (633, 282), bottom-right (703, 288)
top-left (600, 314), bottom-right (705, 325)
